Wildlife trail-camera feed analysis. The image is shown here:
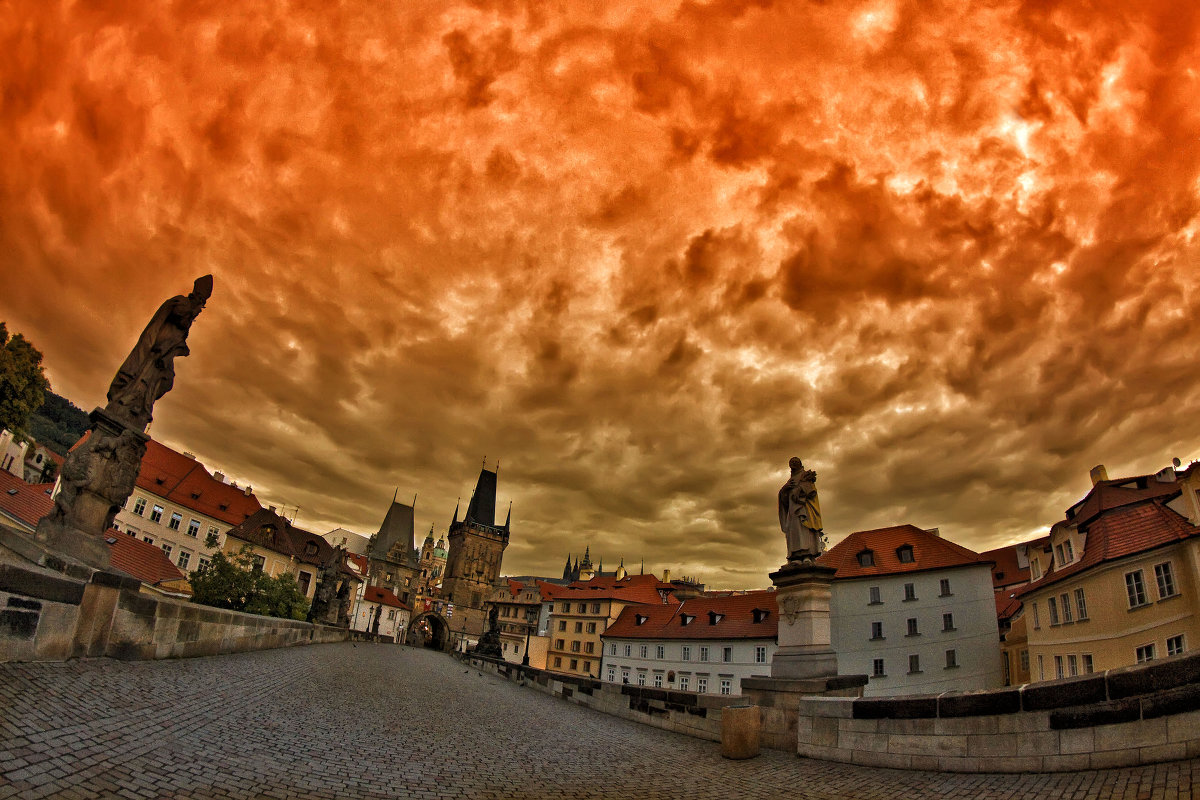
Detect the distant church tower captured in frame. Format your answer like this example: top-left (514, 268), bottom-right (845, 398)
top-left (441, 464), bottom-right (510, 613)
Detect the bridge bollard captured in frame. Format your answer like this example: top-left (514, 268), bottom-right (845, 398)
top-left (720, 704), bottom-right (761, 759)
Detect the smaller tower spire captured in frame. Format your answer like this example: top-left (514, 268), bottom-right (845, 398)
top-left (452, 498), bottom-right (460, 526)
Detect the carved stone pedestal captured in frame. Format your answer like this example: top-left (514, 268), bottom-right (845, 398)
top-left (769, 560), bottom-right (838, 680)
top-left (34, 408), bottom-right (149, 569)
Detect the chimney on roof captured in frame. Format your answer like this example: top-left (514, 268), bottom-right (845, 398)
top-left (269, 505), bottom-right (276, 513)
top-left (1155, 466), bottom-right (1177, 483)
top-left (244, 485), bottom-right (253, 496)
top-left (663, 568), bottom-right (671, 583)
top-left (924, 527), bottom-right (940, 538)
top-left (1089, 465), bottom-right (1108, 486)
top-left (213, 472), bottom-right (225, 483)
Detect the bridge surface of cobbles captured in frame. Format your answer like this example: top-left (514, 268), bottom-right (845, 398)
top-left (0, 642), bottom-right (1194, 799)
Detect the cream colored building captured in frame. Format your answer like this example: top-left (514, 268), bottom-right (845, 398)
top-left (1019, 463), bottom-right (1200, 680)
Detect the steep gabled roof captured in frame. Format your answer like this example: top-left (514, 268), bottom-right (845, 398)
top-left (1065, 473), bottom-right (1182, 528)
top-left (818, 524), bottom-right (991, 579)
top-left (465, 468), bottom-right (498, 527)
top-left (1017, 499), bottom-right (1200, 597)
top-left (106, 531), bottom-right (187, 587)
top-left (604, 590), bottom-right (778, 640)
top-left (375, 500), bottom-right (417, 565)
top-left (0, 470), bottom-right (54, 531)
top-left (224, 507), bottom-right (340, 568)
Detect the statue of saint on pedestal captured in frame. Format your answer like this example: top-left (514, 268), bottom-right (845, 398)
top-left (105, 275), bottom-right (213, 431)
top-left (778, 457), bottom-right (824, 561)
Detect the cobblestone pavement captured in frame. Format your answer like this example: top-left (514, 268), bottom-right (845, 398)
top-left (0, 643), bottom-right (1195, 799)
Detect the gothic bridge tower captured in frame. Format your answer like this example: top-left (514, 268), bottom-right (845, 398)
top-left (442, 465), bottom-right (510, 638)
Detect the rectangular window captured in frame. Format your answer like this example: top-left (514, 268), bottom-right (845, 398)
top-left (906, 618), bottom-right (919, 636)
top-left (653, 673), bottom-right (663, 688)
top-left (1048, 596), bottom-right (1060, 625)
top-left (186, 519), bottom-right (200, 537)
top-left (1031, 560), bottom-right (1042, 580)
top-left (872, 658), bottom-right (885, 677)
top-left (1136, 644), bottom-right (1156, 664)
top-left (562, 602), bottom-right (571, 612)
top-left (586, 622), bottom-right (597, 634)
top-left (206, 526), bottom-right (219, 541)
top-left (168, 512), bottom-right (182, 530)
top-left (697, 678), bottom-right (708, 693)
top-left (1126, 571), bottom-right (1149, 608)
top-left (1055, 655), bottom-right (1064, 679)
top-left (1074, 587), bottom-right (1089, 620)
top-left (177, 550), bottom-right (191, 570)
top-left (700, 646), bottom-right (709, 662)
top-left (1064, 540), bottom-right (1074, 562)
top-left (722, 647), bottom-right (732, 663)
top-left (558, 620), bottom-right (566, 631)
top-left (682, 645), bottom-right (691, 661)
top-left (554, 657), bottom-right (562, 668)
top-left (903, 583), bottom-right (916, 601)
top-left (1060, 593), bottom-right (1073, 623)
top-left (574, 621), bottom-right (583, 633)
top-left (1055, 544), bottom-right (1065, 566)
top-left (720, 679), bottom-right (732, 695)
top-left (570, 641), bottom-right (581, 653)
top-left (150, 505), bottom-right (164, 523)
top-left (942, 613), bottom-right (954, 632)
top-left (624, 644), bottom-right (631, 657)
top-left (1020, 650), bottom-right (1030, 673)
top-left (637, 672), bottom-right (645, 686)
top-left (591, 603), bottom-right (601, 614)
top-left (585, 642), bottom-right (594, 654)
top-left (939, 578), bottom-right (951, 597)
top-left (607, 666), bottom-right (616, 682)
top-left (161, 543), bottom-right (172, 557)
top-left (945, 649), bottom-right (957, 668)
top-left (1033, 602), bottom-right (1040, 629)
top-left (871, 621), bottom-right (883, 640)
top-left (679, 676), bottom-right (690, 691)
top-left (868, 586), bottom-right (882, 605)
top-left (1037, 655), bottom-right (1044, 681)
top-left (1168, 635), bottom-right (1185, 657)
top-left (640, 645), bottom-right (648, 658)
top-left (908, 654), bottom-right (921, 674)
top-left (132, 497), bottom-right (147, 516)
top-left (1155, 563), bottom-right (1178, 599)
top-left (554, 639), bottom-right (564, 650)
top-left (1082, 654), bottom-right (1094, 673)
top-left (570, 659), bottom-right (578, 671)
top-left (621, 669), bottom-right (629, 683)
top-left (755, 646), bottom-right (767, 663)
top-left (656, 645), bottom-right (665, 659)
top-left (1067, 654), bottom-right (1079, 676)
top-left (610, 643), bottom-right (617, 655)
top-left (198, 556), bottom-right (210, 571)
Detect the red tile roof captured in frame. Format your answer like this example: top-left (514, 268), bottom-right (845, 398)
top-left (979, 543), bottom-right (1032, 590)
top-left (604, 590), bottom-right (778, 640)
top-left (554, 574), bottom-right (673, 605)
top-left (0, 471), bottom-right (54, 530)
top-left (106, 531), bottom-right (187, 587)
top-left (225, 508), bottom-right (343, 568)
top-left (363, 585), bottom-right (409, 610)
top-left (70, 432), bottom-right (263, 526)
top-left (1064, 473), bottom-right (1182, 528)
top-left (818, 524), bottom-right (991, 579)
top-left (1017, 499), bottom-right (1200, 597)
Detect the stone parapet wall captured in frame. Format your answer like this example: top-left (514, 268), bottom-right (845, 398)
top-left (797, 653), bottom-right (1200, 772)
top-left (1, 560), bottom-right (347, 662)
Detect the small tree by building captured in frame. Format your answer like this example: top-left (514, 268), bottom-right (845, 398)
top-left (189, 545), bottom-right (310, 621)
top-left (0, 323), bottom-right (49, 441)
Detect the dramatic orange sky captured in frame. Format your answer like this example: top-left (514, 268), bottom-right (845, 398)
top-left (3, 0), bottom-right (1199, 588)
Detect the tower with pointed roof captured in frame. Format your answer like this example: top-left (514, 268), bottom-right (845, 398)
top-left (441, 464), bottom-right (511, 638)
top-left (366, 494), bottom-right (420, 605)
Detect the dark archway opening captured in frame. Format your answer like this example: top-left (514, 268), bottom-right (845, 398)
top-left (406, 612), bottom-right (451, 651)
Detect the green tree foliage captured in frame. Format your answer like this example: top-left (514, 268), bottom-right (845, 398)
top-left (27, 390), bottom-right (91, 456)
top-left (189, 546), bottom-right (311, 621)
top-left (0, 323), bottom-right (50, 441)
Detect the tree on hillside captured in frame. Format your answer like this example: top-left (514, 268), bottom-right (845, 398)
top-left (28, 391), bottom-right (91, 456)
top-left (0, 323), bottom-right (50, 441)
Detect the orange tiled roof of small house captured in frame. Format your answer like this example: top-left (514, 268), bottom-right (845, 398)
top-left (106, 530), bottom-right (188, 589)
top-left (818, 524), bottom-right (991, 579)
top-left (363, 585), bottom-right (409, 610)
top-left (0, 470), bottom-right (54, 531)
top-left (603, 590), bottom-right (778, 640)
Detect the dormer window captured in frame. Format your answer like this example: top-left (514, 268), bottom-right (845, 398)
top-left (857, 549), bottom-right (875, 567)
top-left (191, 491), bottom-right (201, 499)
top-left (260, 524), bottom-right (275, 536)
top-left (708, 611), bottom-right (724, 625)
top-left (752, 608), bottom-right (770, 624)
top-left (304, 542), bottom-right (318, 557)
top-left (155, 477), bottom-right (166, 485)
top-left (635, 614), bottom-right (648, 625)
top-left (896, 545), bottom-right (915, 564)
top-left (680, 614), bottom-right (695, 626)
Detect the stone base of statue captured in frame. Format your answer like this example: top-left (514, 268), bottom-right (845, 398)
top-left (471, 625), bottom-right (504, 659)
top-left (34, 408), bottom-right (150, 569)
top-left (768, 560), bottom-right (839, 679)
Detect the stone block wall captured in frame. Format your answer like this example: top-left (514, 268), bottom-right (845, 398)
top-left (1, 561), bottom-right (347, 662)
top-left (796, 653), bottom-right (1200, 772)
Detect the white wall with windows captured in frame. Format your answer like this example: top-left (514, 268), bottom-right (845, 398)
top-left (600, 636), bottom-right (776, 696)
top-left (114, 491), bottom-right (231, 578)
top-left (831, 564), bottom-right (1002, 697)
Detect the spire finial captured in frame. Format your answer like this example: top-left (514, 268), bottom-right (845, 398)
top-left (392, 487), bottom-right (398, 503)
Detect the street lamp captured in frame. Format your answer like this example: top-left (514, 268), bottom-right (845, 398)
top-left (522, 612), bottom-right (533, 667)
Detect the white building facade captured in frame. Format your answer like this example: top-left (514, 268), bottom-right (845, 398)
top-left (600, 591), bottom-right (778, 696)
top-left (822, 525), bottom-right (1002, 697)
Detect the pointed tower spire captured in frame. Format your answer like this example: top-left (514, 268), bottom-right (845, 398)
top-left (503, 501), bottom-right (512, 531)
top-left (562, 554), bottom-right (573, 581)
top-left (452, 498), bottom-right (460, 526)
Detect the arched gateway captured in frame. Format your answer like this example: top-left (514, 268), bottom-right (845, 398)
top-left (406, 611), bottom-right (451, 650)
